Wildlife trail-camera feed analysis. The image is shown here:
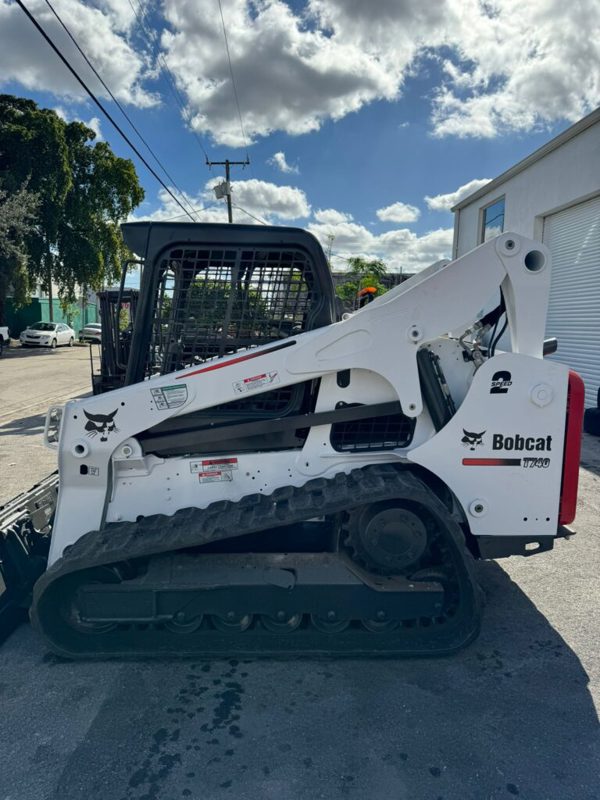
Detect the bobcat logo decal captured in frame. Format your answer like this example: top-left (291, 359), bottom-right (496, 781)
top-left (83, 409), bottom-right (119, 442)
top-left (461, 429), bottom-right (485, 450)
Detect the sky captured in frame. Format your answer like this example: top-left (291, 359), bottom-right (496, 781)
top-left (1, 0), bottom-right (599, 273)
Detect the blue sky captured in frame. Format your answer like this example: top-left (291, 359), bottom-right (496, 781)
top-left (1, 0), bottom-right (597, 272)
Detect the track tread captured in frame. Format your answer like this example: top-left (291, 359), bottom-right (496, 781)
top-left (31, 465), bottom-right (482, 658)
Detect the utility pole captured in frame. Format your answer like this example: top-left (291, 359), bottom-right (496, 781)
top-left (206, 158), bottom-right (250, 223)
top-left (325, 233), bottom-right (335, 266)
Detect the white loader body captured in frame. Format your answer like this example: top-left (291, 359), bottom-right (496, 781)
top-left (46, 233), bottom-right (573, 566)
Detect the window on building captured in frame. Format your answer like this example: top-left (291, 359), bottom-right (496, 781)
top-left (480, 197), bottom-right (505, 243)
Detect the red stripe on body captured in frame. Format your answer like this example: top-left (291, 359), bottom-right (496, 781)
top-left (175, 340), bottom-right (295, 380)
top-left (462, 458), bottom-right (522, 466)
top-left (559, 371), bottom-right (585, 524)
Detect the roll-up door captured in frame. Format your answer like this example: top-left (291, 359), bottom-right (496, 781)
top-left (543, 195), bottom-right (600, 408)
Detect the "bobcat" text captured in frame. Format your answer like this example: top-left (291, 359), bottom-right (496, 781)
top-left (492, 434), bottom-right (552, 451)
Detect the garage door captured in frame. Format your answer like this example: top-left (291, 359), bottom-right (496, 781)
top-left (543, 194), bottom-right (600, 408)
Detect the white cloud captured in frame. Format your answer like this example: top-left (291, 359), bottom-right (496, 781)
top-left (309, 213), bottom-right (453, 273)
top-left (268, 151), bottom-right (299, 174)
top-left (425, 178), bottom-right (491, 212)
top-left (313, 208), bottom-right (353, 225)
top-left (137, 177), bottom-right (311, 225)
top-left (0, 0), bottom-right (157, 107)
top-left (53, 105), bottom-right (69, 121)
top-left (221, 178), bottom-right (311, 220)
top-left (95, 0), bottom-right (138, 33)
top-left (52, 106), bottom-right (103, 139)
top-left (430, 0), bottom-right (600, 138)
top-left (129, 187), bottom-right (225, 224)
top-left (160, 0), bottom-right (404, 146)
top-left (5, 1), bottom-right (598, 143)
top-left (136, 186), bottom-right (451, 272)
top-left (377, 201), bottom-right (420, 224)
top-left (313, 0), bottom-right (600, 138)
top-left (86, 116), bottom-right (103, 140)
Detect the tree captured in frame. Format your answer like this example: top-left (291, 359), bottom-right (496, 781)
top-left (335, 256), bottom-right (389, 307)
top-left (57, 122), bottom-right (144, 304)
top-left (0, 94), bottom-right (144, 318)
top-left (0, 181), bottom-right (39, 324)
top-left (0, 95), bottom-right (70, 320)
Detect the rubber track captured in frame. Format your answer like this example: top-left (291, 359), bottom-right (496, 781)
top-left (31, 465), bottom-right (482, 658)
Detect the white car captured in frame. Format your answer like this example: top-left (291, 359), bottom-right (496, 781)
top-left (79, 322), bottom-right (102, 343)
top-left (20, 322), bottom-right (76, 349)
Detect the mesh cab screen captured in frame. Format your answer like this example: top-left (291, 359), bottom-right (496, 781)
top-left (330, 410), bottom-right (415, 452)
top-left (150, 247), bottom-right (314, 375)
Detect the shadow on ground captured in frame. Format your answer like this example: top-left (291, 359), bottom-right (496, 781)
top-left (0, 343), bottom-right (89, 359)
top-left (0, 412), bottom-right (48, 437)
top-left (0, 559), bottom-right (596, 800)
top-left (0, 391), bottom-right (91, 437)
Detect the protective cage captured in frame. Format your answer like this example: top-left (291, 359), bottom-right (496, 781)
top-left (121, 222), bottom-right (338, 386)
top-left (153, 246), bottom-right (317, 374)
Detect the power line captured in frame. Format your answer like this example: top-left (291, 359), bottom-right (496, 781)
top-left (157, 203), bottom-right (268, 225)
top-left (232, 204), bottom-right (267, 225)
top-left (41, 0), bottom-right (200, 222)
top-left (15, 0), bottom-right (196, 222)
top-left (217, 0), bottom-right (250, 158)
top-left (126, 0), bottom-right (211, 163)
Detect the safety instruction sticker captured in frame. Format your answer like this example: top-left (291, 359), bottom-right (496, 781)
top-left (197, 470), bottom-right (234, 484)
top-left (233, 371), bottom-right (280, 394)
top-left (191, 457), bottom-right (238, 484)
top-left (150, 384), bottom-right (188, 410)
top-left (190, 457), bottom-right (239, 474)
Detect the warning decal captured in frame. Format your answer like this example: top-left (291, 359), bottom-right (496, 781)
top-left (197, 470), bottom-right (234, 484)
top-left (233, 371), bottom-right (280, 395)
top-left (190, 457), bottom-right (238, 474)
top-left (151, 384), bottom-right (188, 410)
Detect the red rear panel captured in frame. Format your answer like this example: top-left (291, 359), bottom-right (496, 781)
top-left (559, 371), bottom-right (585, 525)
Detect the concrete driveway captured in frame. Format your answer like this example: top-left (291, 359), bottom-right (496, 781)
top-left (0, 343), bottom-right (91, 506)
top-left (0, 347), bottom-right (598, 800)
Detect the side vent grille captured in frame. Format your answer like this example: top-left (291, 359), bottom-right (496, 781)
top-left (330, 406), bottom-right (415, 452)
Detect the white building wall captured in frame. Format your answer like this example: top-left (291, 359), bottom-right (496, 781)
top-left (454, 121), bottom-right (600, 258)
top-left (453, 115), bottom-right (600, 407)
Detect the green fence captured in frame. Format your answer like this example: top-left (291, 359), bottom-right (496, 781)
top-left (4, 298), bottom-right (98, 337)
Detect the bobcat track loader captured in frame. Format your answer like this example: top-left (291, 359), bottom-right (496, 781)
top-left (0, 224), bottom-right (584, 659)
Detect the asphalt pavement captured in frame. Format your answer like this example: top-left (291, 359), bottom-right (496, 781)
top-left (0, 345), bottom-right (598, 800)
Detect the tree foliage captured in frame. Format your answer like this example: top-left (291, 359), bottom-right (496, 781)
top-left (0, 180), bottom-right (39, 321)
top-left (185, 280), bottom-right (269, 333)
top-left (335, 256), bottom-right (389, 306)
top-left (0, 94), bottom-right (144, 316)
